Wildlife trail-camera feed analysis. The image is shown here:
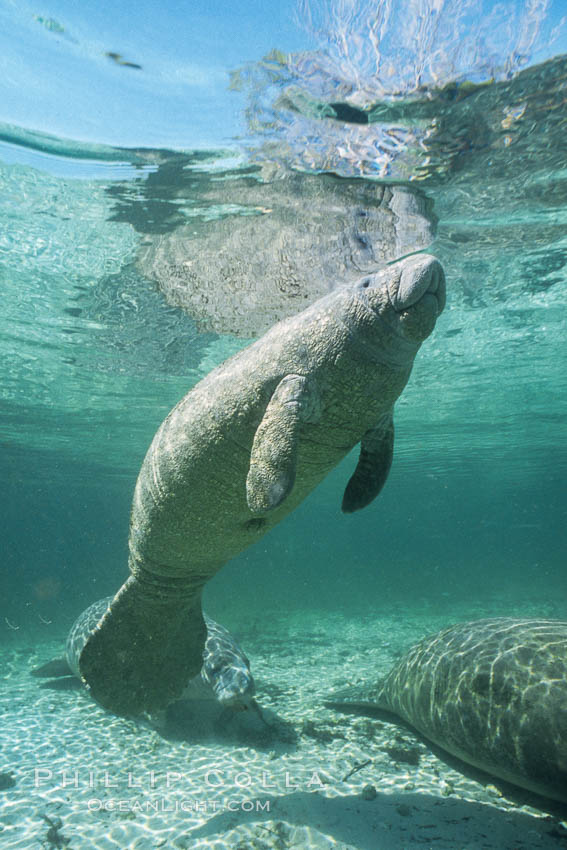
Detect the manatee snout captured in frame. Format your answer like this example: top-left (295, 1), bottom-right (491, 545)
top-left (387, 254), bottom-right (446, 342)
top-left (358, 254), bottom-right (446, 345)
top-left (391, 254), bottom-right (446, 313)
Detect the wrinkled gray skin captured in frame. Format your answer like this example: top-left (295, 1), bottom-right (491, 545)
top-left (326, 618), bottom-right (567, 805)
top-left (34, 598), bottom-right (256, 711)
top-left (79, 253), bottom-right (446, 716)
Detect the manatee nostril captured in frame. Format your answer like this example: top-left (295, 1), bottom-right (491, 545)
top-left (355, 276), bottom-right (373, 292)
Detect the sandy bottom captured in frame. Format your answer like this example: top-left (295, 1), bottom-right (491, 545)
top-left (1, 598), bottom-right (566, 850)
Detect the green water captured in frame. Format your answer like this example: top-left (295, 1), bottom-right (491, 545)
top-left (1, 47), bottom-right (566, 645)
top-left (1, 6), bottom-right (567, 846)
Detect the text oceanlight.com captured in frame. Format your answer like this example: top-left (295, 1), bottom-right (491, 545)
top-left (87, 798), bottom-right (271, 813)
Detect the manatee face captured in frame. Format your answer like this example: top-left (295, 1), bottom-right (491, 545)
top-left (353, 254), bottom-right (446, 356)
top-left (209, 661), bottom-right (256, 709)
top-left (201, 618), bottom-right (255, 709)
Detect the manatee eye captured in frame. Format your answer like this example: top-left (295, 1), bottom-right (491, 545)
top-left (361, 279), bottom-right (370, 289)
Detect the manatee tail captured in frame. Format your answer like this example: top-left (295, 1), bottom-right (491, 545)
top-left (79, 575), bottom-right (206, 716)
top-left (323, 692), bottom-right (412, 731)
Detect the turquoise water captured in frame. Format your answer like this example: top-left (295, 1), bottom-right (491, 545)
top-left (2, 3), bottom-right (565, 635)
top-left (1, 1), bottom-right (567, 840)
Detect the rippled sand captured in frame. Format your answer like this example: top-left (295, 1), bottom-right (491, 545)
top-left (2, 602), bottom-right (566, 849)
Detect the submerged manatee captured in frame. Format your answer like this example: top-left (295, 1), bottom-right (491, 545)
top-left (33, 598), bottom-right (256, 711)
top-left (325, 618), bottom-right (567, 804)
top-left (79, 253), bottom-right (446, 716)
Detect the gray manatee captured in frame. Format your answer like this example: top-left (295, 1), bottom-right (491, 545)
top-left (325, 618), bottom-right (567, 805)
top-left (79, 253), bottom-right (446, 716)
top-left (33, 598), bottom-right (256, 712)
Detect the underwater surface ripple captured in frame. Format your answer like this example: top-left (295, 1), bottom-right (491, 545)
top-left (1, 57), bottom-right (566, 475)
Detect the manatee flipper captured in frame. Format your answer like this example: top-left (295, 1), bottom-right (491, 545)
top-left (342, 413), bottom-right (394, 513)
top-left (39, 677), bottom-right (82, 692)
top-left (79, 574), bottom-right (207, 716)
top-left (31, 658), bottom-right (72, 678)
top-left (246, 374), bottom-right (318, 513)
top-left (31, 658), bottom-right (82, 691)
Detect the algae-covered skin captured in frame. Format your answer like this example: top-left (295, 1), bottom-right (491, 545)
top-left (327, 618), bottom-right (567, 805)
top-left (80, 253), bottom-right (446, 716)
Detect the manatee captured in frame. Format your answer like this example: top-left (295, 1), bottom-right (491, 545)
top-left (325, 618), bottom-right (567, 805)
top-left (33, 597), bottom-right (257, 711)
top-left (79, 253), bottom-right (446, 716)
